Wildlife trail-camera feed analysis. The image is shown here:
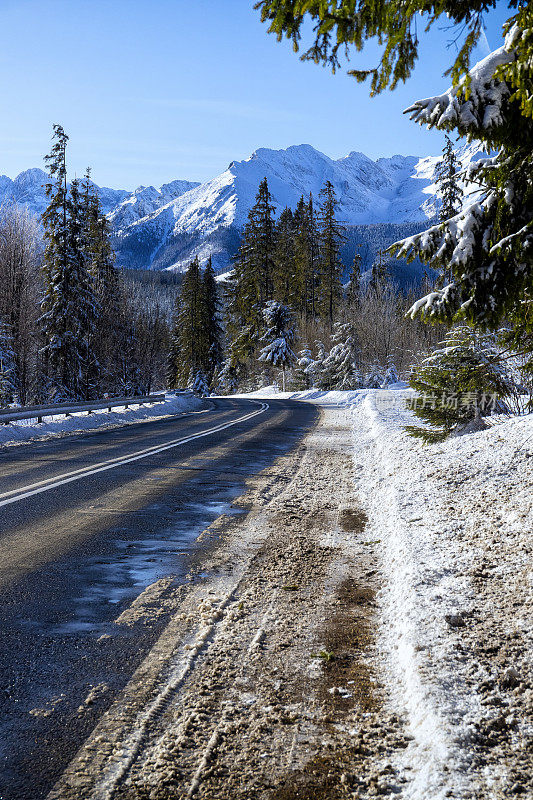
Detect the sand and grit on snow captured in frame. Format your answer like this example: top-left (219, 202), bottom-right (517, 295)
top-left (243, 386), bottom-right (533, 798)
top-left (0, 393), bottom-right (207, 449)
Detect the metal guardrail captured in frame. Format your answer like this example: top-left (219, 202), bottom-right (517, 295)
top-left (0, 393), bottom-right (166, 425)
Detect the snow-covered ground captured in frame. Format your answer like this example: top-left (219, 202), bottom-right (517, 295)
top-left (238, 386), bottom-right (533, 797)
top-left (0, 393), bottom-right (206, 448)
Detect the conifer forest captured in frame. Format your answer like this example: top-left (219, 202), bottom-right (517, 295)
top-left (0, 130), bottom-right (446, 407)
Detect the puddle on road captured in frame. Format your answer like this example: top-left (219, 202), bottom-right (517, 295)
top-left (52, 497), bottom-right (245, 635)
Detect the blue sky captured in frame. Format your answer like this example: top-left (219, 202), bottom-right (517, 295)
top-left (0, 0), bottom-right (510, 190)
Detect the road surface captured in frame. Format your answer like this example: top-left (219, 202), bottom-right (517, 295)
top-left (0, 397), bottom-right (319, 800)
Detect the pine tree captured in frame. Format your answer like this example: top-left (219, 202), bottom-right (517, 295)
top-left (273, 207), bottom-right (295, 304)
top-left (41, 124), bottom-right (70, 397)
top-left (0, 318), bottom-right (17, 405)
top-left (202, 257), bottom-right (223, 385)
top-left (168, 258), bottom-right (204, 388)
top-left (83, 170), bottom-right (118, 303)
top-left (167, 295), bottom-right (182, 392)
top-left (258, 300), bottom-right (296, 390)
top-left (40, 126), bottom-right (98, 400)
top-left (82, 171), bottom-right (121, 395)
top-left (364, 365), bottom-right (385, 389)
top-left (308, 340), bottom-right (327, 388)
top-left (256, 1), bottom-right (505, 94)
top-left (293, 194), bottom-right (321, 318)
top-left (214, 359), bottom-right (243, 395)
top-left (381, 363), bottom-right (400, 387)
top-left (224, 239), bottom-right (261, 376)
top-left (393, 8), bottom-right (533, 331)
top-left (406, 326), bottom-right (512, 443)
top-left (248, 177), bottom-right (277, 305)
top-left (225, 181), bottom-right (277, 377)
top-left (318, 181), bottom-right (345, 325)
top-left (370, 248), bottom-right (388, 293)
top-left (320, 322), bottom-right (360, 390)
top-left (346, 249), bottom-right (362, 305)
top-left (69, 177), bottom-right (99, 398)
top-left (293, 346), bottom-right (314, 389)
top-left (189, 369), bottom-right (209, 397)
top-left (434, 135), bottom-right (463, 223)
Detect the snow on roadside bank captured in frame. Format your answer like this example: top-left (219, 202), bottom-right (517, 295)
top-left (350, 390), bottom-right (533, 798)
top-left (237, 385), bottom-right (532, 796)
top-left (0, 393), bottom-right (207, 448)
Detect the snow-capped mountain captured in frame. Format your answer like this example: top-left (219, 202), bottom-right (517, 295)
top-left (107, 179), bottom-right (200, 232)
top-left (1, 143), bottom-right (483, 274)
top-left (111, 142), bottom-right (483, 272)
top-left (0, 167), bottom-right (131, 216)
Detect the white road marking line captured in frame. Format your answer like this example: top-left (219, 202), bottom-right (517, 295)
top-left (0, 403), bottom-right (269, 510)
top-left (0, 407), bottom-right (211, 500)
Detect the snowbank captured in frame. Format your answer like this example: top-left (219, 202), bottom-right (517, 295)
top-left (232, 383), bottom-right (408, 404)
top-left (0, 393), bottom-right (207, 448)
top-left (348, 389), bottom-right (533, 798)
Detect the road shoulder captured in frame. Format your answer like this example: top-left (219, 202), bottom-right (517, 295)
top-left (47, 407), bottom-right (405, 800)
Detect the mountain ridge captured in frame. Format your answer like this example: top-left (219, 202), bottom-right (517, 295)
top-left (0, 142), bottom-right (483, 274)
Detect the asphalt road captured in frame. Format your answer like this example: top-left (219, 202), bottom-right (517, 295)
top-left (0, 397), bottom-right (319, 800)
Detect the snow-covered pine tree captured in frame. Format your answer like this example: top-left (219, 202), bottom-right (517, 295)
top-left (364, 366), bottom-right (384, 389)
top-left (189, 369), bottom-right (209, 397)
top-left (69, 177), bottom-right (99, 398)
top-left (381, 363), bottom-right (400, 387)
top-left (202, 257), bottom-right (223, 386)
top-left (392, 8), bottom-right (533, 332)
top-left (406, 326), bottom-right (513, 443)
top-left (40, 124), bottom-right (70, 398)
top-left (258, 300), bottom-right (296, 390)
top-left (214, 359), bottom-right (242, 395)
top-left (40, 127), bottom-right (98, 400)
top-left (0, 318), bottom-right (17, 405)
top-left (318, 181), bottom-right (345, 325)
top-left (434, 135), bottom-right (463, 223)
top-left (369, 249), bottom-right (388, 294)
top-left (320, 322), bottom-right (360, 390)
top-left (257, 1), bottom-right (533, 348)
top-left (293, 346), bottom-right (314, 389)
top-left (307, 340), bottom-right (326, 388)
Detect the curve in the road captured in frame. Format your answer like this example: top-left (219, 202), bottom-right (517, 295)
top-left (0, 402), bottom-right (268, 509)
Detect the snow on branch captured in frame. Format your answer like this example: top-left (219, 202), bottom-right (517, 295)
top-left (407, 284), bottom-right (458, 320)
top-left (393, 201), bottom-right (489, 268)
top-left (489, 221), bottom-right (533, 254)
top-left (404, 45), bottom-right (515, 135)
